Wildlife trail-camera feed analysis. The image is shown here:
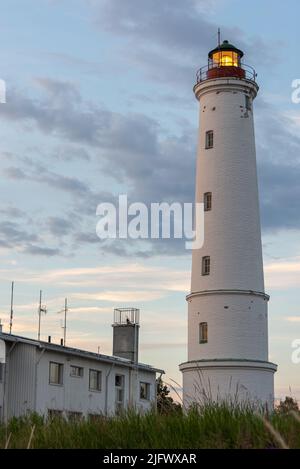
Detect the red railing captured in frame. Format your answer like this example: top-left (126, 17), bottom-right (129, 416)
top-left (196, 63), bottom-right (257, 84)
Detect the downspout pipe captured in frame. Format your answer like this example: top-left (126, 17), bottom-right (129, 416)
top-left (105, 363), bottom-right (115, 416)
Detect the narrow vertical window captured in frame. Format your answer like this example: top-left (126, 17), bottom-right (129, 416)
top-left (204, 192), bottom-right (212, 211)
top-left (199, 322), bottom-right (208, 344)
top-left (115, 374), bottom-right (125, 413)
top-left (245, 95), bottom-right (251, 111)
top-left (202, 256), bottom-right (210, 275)
top-left (205, 130), bottom-right (214, 149)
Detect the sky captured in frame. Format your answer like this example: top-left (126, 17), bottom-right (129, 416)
top-left (0, 0), bottom-right (300, 401)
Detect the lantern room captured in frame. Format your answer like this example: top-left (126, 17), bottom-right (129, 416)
top-left (207, 40), bottom-right (245, 79)
top-left (195, 40), bottom-right (256, 89)
top-left (209, 40), bottom-right (243, 67)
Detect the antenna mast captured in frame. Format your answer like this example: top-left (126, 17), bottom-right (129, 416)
top-left (57, 298), bottom-right (68, 346)
top-left (38, 290), bottom-right (47, 341)
top-left (63, 298), bottom-right (67, 346)
top-left (9, 281), bottom-right (14, 334)
top-left (218, 28), bottom-right (221, 47)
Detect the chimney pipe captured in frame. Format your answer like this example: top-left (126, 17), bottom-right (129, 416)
top-left (112, 308), bottom-right (140, 362)
top-left (60, 338), bottom-right (64, 346)
top-left (48, 336), bottom-right (51, 343)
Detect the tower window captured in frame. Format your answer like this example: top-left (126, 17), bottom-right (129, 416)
top-left (202, 256), bottom-right (210, 275)
top-left (205, 130), bottom-right (214, 149)
top-left (245, 95), bottom-right (251, 111)
top-left (199, 322), bottom-right (208, 344)
top-left (204, 192), bottom-right (212, 211)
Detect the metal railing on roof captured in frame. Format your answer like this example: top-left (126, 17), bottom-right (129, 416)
top-left (113, 308), bottom-right (140, 325)
top-left (195, 62), bottom-right (257, 84)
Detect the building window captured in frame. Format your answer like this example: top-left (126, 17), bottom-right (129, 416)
top-left (199, 322), bottom-right (208, 344)
top-left (245, 95), bottom-right (251, 111)
top-left (48, 409), bottom-right (63, 419)
top-left (67, 411), bottom-right (82, 421)
top-left (115, 374), bottom-right (124, 387)
top-left (205, 130), bottom-right (214, 149)
top-left (202, 256), bottom-right (211, 275)
top-left (49, 362), bottom-right (63, 385)
top-left (70, 365), bottom-right (84, 378)
top-left (89, 369), bottom-right (102, 391)
top-left (204, 192), bottom-right (212, 211)
top-left (88, 413), bottom-right (102, 422)
top-left (115, 374), bottom-right (125, 413)
top-left (140, 382), bottom-right (150, 400)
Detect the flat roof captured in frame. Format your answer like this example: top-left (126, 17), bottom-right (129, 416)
top-left (0, 331), bottom-right (164, 374)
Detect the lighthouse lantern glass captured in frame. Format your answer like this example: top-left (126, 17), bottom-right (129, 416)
top-left (212, 51), bottom-right (239, 67)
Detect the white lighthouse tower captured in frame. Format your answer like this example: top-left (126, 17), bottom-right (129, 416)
top-left (180, 40), bottom-right (277, 408)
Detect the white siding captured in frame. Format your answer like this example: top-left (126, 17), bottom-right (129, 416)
top-left (192, 79), bottom-right (263, 293)
top-left (181, 360), bottom-right (275, 409)
top-left (0, 337), bottom-right (158, 421)
top-left (35, 351), bottom-right (156, 417)
top-left (6, 343), bottom-right (36, 419)
top-left (182, 76), bottom-right (277, 407)
top-left (187, 292), bottom-right (269, 362)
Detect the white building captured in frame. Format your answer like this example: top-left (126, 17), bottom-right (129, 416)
top-left (180, 40), bottom-right (277, 408)
top-left (0, 308), bottom-right (163, 422)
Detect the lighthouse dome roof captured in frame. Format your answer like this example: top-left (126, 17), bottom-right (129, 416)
top-left (208, 40), bottom-right (244, 59)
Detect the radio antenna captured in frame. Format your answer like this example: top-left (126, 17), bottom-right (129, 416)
top-left (57, 298), bottom-right (68, 346)
top-left (38, 290), bottom-right (47, 341)
top-left (9, 281), bottom-right (14, 334)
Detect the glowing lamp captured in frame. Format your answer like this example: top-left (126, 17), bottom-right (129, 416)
top-left (207, 40), bottom-right (245, 79)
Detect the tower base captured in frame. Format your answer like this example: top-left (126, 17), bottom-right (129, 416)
top-left (180, 359), bottom-right (277, 410)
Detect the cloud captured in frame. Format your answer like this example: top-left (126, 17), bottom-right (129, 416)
top-left (87, 0), bottom-right (274, 90)
top-left (51, 144), bottom-right (91, 162)
top-left (24, 244), bottom-right (61, 257)
top-left (0, 219), bottom-right (63, 258)
top-left (256, 104), bottom-right (300, 231)
top-left (46, 216), bottom-right (74, 236)
top-left (0, 221), bottom-right (38, 245)
top-left (0, 84), bottom-right (104, 145)
top-left (285, 316), bottom-right (300, 322)
top-left (72, 290), bottom-right (166, 302)
top-left (0, 263), bottom-right (189, 296)
top-left (69, 306), bottom-right (111, 315)
top-left (93, 0), bottom-right (271, 59)
top-left (265, 259), bottom-right (300, 289)
top-left (0, 206), bottom-right (27, 219)
top-left (1, 58), bottom-right (299, 260)
top-left (4, 167), bottom-right (27, 180)
top-left (3, 158), bottom-right (112, 220)
top-left (4, 164), bottom-right (87, 195)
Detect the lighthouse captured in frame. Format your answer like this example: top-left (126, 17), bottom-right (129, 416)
top-left (180, 40), bottom-right (277, 407)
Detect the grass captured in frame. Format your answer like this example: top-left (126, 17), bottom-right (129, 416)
top-left (0, 404), bottom-right (300, 449)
